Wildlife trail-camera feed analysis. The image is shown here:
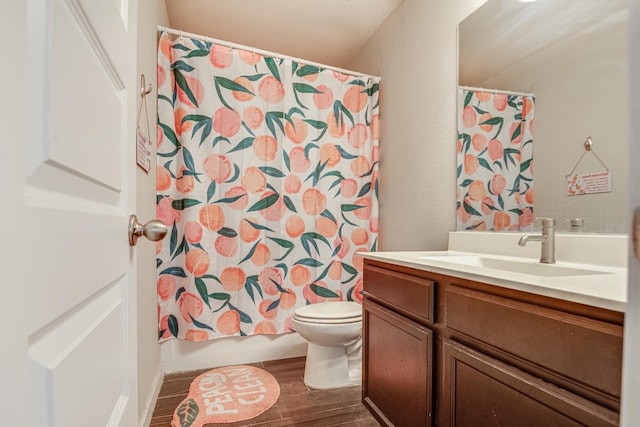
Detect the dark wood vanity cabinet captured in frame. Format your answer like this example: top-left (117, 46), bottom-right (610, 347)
top-left (362, 259), bottom-right (624, 427)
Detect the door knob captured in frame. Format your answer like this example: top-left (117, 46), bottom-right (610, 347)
top-left (128, 214), bottom-right (168, 246)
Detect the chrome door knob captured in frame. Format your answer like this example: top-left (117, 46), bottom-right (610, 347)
top-left (128, 214), bottom-right (168, 246)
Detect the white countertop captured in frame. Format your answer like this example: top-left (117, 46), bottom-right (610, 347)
top-left (359, 232), bottom-right (629, 313)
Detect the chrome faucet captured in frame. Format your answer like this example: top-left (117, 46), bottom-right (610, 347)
top-left (518, 218), bottom-right (556, 264)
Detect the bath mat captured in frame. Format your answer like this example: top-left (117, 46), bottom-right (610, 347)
top-left (172, 365), bottom-right (280, 426)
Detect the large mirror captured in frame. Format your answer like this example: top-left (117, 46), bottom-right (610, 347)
top-left (458, 0), bottom-right (628, 233)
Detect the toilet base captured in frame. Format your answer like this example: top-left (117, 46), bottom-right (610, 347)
top-left (303, 341), bottom-right (362, 390)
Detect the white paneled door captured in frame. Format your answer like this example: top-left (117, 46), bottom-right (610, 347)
top-left (9, 0), bottom-right (139, 425)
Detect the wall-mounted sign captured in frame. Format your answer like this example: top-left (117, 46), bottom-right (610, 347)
top-left (136, 126), bottom-right (151, 173)
top-left (566, 170), bottom-right (611, 196)
top-left (136, 74), bottom-right (153, 174)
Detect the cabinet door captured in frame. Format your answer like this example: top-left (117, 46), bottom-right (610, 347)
top-left (363, 298), bottom-right (433, 427)
top-left (440, 339), bottom-right (618, 427)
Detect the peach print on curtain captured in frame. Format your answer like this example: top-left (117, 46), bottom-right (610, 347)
top-left (156, 33), bottom-right (379, 341)
top-left (456, 88), bottom-right (535, 231)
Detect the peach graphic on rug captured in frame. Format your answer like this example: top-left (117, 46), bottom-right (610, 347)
top-left (172, 365), bottom-right (280, 426)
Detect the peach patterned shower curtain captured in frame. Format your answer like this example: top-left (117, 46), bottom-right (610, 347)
top-left (156, 33), bottom-right (379, 341)
top-left (456, 88), bottom-right (535, 231)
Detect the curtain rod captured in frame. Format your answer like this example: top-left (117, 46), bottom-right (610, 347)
top-left (158, 25), bottom-right (381, 83)
top-left (459, 85), bottom-right (534, 98)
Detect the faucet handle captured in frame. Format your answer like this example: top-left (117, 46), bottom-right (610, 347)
top-left (535, 217), bottom-right (556, 227)
top-left (566, 218), bottom-right (588, 232)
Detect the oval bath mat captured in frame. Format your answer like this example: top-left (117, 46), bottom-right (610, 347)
top-left (172, 365), bottom-right (280, 426)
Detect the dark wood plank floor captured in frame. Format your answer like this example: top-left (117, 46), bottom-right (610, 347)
top-left (150, 357), bottom-right (381, 426)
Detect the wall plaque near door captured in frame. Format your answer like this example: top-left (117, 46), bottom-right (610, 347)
top-left (136, 127), bottom-right (151, 173)
top-left (136, 74), bottom-right (153, 173)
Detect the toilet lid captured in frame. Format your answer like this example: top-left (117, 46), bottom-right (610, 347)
top-left (293, 301), bottom-right (362, 321)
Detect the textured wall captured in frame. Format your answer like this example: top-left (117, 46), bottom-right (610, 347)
top-left (347, 0), bottom-right (486, 250)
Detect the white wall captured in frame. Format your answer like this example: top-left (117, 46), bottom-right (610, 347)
top-left (347, 0), bottom-right (486, 251)
top-left (136, 2), bottom-right (169, 425)
top-left (479, 14), bottom-right (629, 233)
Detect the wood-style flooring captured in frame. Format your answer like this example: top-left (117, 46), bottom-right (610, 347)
top-left (149, 357), bottom-right (381, 426)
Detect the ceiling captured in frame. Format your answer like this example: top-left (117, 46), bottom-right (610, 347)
top-left (164, 0), bottom-right (404, 68)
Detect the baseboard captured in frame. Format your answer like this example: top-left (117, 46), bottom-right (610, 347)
top-left (161, 332), bottom-right (308, 373)
top-left (139, 362), bottom-right (165, 427)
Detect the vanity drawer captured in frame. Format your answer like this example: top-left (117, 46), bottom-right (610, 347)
top-left (443, 284), bottom-right (623, 402)
top-left (363, 263), bottom-right (435, 324)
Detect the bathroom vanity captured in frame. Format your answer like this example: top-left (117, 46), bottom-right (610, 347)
top-left (360, 232), bottom-right (627, 427)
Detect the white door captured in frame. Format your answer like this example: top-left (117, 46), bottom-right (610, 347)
top-left (3, 1), bottom-right (139, 426)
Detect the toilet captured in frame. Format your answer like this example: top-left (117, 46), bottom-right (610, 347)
top-left (292, 301), bottom-right (363, 389)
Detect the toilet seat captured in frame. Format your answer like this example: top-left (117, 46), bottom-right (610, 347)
top-left (293, 316), bottom-right (362, 325)
top-left (293, 301), bottom-right (362, 324)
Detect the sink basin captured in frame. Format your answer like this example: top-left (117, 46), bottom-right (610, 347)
top-left (419, 255), bottom-right (611, 277)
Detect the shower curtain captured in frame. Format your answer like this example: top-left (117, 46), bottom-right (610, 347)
top-left (456, 88), bottom-right (535, 231)
top-left (156, 33), bottom-right (379, 341)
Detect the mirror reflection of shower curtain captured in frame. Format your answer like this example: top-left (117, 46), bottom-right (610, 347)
top-left (456, 88), bottom-right (535, 231)
top-left (156, 33), bottom-right (380, 342)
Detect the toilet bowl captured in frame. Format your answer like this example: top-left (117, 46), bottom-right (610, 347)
top-left (292, 301), bottom-right (363, 389)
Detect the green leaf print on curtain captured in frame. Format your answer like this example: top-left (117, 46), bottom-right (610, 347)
top-left (456, 88), bottom-right (535, 231)
top-left (156, 33), bottom-right (380, 342)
